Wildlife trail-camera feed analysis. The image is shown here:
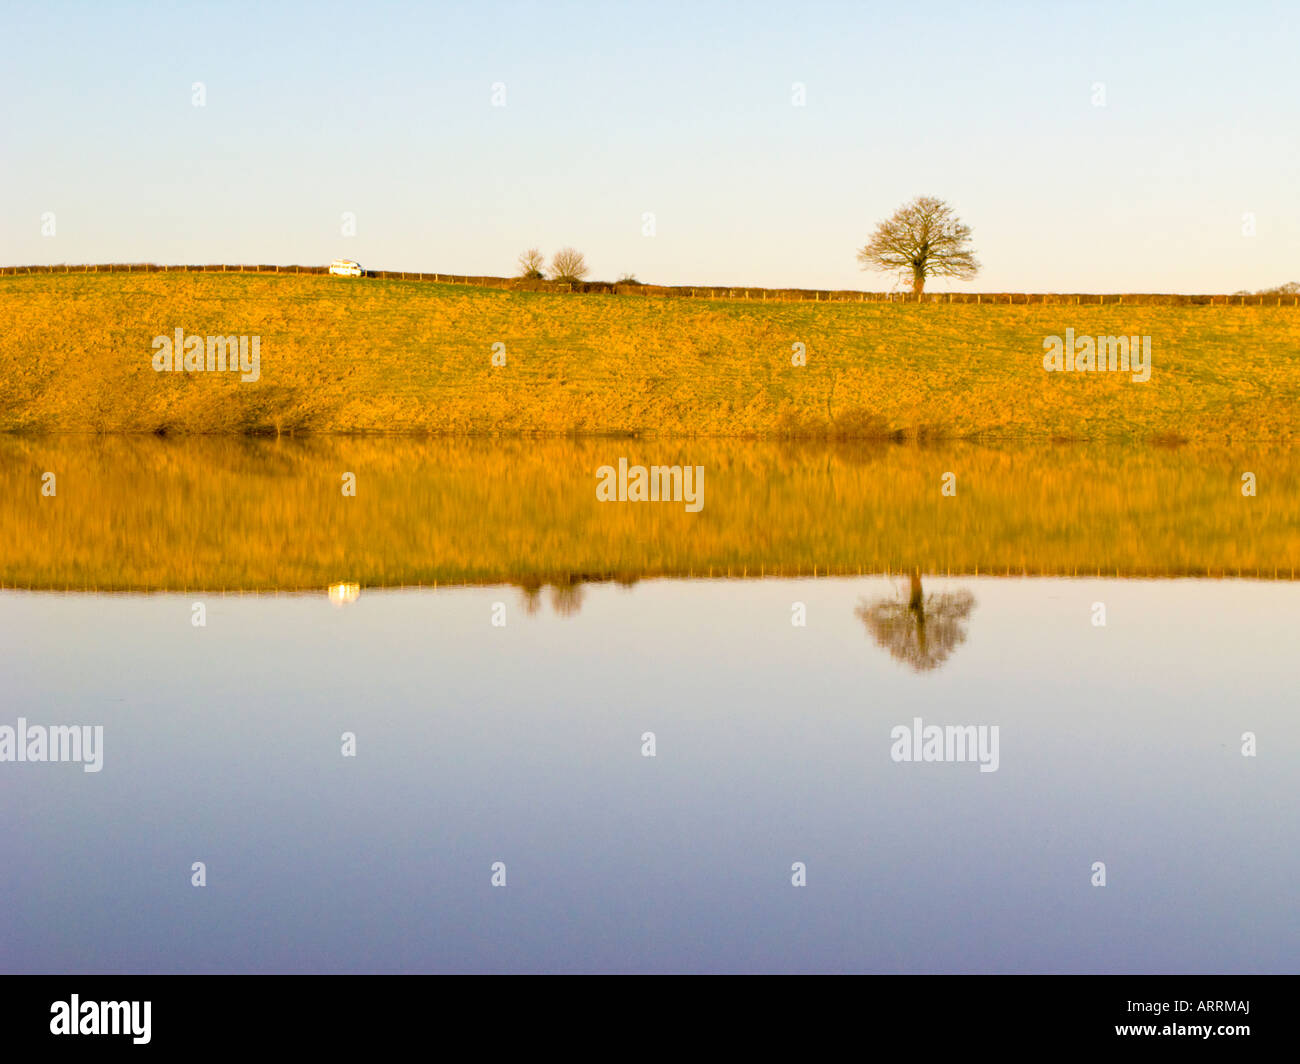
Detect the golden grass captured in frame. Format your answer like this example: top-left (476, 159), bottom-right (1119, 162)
top-left (2, 273), bottom-right (1298, 438)
top-left (2, 436), bottom-right (1296, 591)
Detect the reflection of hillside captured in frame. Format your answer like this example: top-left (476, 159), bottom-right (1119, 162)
top-left (1, 436), bottom-right (1297, 591)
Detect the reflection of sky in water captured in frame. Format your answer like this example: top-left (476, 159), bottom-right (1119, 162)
top-left (1, 577), bottom-right (1296, 973)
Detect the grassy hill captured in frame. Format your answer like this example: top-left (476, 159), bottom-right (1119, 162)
top-left (2, 271), bottom-right (1298, 438)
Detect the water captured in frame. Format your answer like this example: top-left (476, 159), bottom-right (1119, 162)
top-left (1, 437), bottom-right (1296, 972)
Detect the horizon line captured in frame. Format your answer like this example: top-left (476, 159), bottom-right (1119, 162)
top-left (3, 262), bottom-right (1296, 301)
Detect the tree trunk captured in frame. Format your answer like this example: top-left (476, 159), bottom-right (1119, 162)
top-left (912, 265), bottom-right (926, 298)
top-left (908, 568), bottom-right (923, 611)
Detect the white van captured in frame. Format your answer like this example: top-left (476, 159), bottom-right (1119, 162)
top-left (329, 259), bottom-right (363, 277)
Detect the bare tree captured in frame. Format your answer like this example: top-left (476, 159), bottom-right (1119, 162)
top-left (517, 248), bottom-right (546, 280)
top-left (857, 196), bottom-right (979, 296)
top-left (550, 247), bottom-right (588, 284)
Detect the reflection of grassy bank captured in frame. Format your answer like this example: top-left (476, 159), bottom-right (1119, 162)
top-left (2, 436), bottom-right (1297, 590)
top-left (3, 273), bottom-right (1300, 438)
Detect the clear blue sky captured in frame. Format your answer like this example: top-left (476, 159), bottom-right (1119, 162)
top-left (2, 0), bottom-right (1295, 291)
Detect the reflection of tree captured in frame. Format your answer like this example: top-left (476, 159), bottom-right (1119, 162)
top-left (516, 575), bottom-right (586, 617)
top-left (549, 579), bottom-right (585, 617)
top-left (518, 577), bottom-right (544, 615)
top-left (513, 572), bottom-right (635, 617)
top-left (856, 569), bottom-right (975, 673)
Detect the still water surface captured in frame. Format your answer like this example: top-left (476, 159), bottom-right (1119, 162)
top-left (1, 437), bottom-right (1296, 972)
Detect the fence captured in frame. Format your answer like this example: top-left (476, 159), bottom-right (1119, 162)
top-left (1, 262), bottom-right (1296, 306)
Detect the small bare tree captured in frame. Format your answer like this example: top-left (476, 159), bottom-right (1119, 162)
top-left (550, 247), bottom-right (588, 284)
top-left (857, 196), bottom-right (979, 296)
top-left (517, 248), bottom-right (546, 280)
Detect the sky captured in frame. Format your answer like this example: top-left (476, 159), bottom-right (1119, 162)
top-left (1, 0), bottom-right (1296, 292)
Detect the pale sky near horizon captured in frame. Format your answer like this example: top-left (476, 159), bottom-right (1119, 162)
top-left (1, 0), bottom-right (1296, 292)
